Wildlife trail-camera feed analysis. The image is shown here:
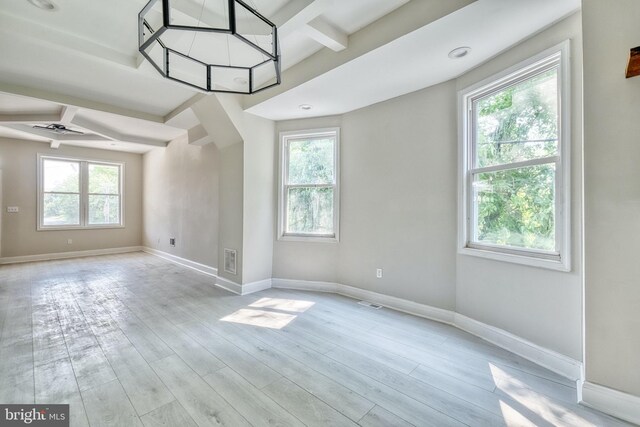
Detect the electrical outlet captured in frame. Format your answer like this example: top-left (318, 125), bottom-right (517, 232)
top-left (67, 239), bottom-right (72, 244)
top-left (376, 268), bottom-right (383, 279)
top-left (7, 206), bottom-right (19, 213)
top-left (169, 238), bottom-right (176, 247)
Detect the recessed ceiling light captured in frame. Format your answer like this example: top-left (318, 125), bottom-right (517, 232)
top-left (448, 46), bottom-right (471, 59)
top-left (27, 0), bottom-right (58, 11)
top-left (233, 77), bottom-right (248, 85)
top-left (299, 104), bottom-right (312, 110)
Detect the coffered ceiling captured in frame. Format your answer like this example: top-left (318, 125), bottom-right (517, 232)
top-left (0, 0), bottom-right (580, 152)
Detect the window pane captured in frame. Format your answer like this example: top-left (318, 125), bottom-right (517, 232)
top-left (88, 195), bottom-right (121, 225)
top-left (286, 187), bottom-right (333, 235)
top-left (89, 164), bottom-right (120, 194)
top-left (287, 137), bottom-right (334, 185)
top-left (473, 164), bottom-right (555, 251)
top-left (475, 68), bottom-right (558, 168)
top-left (43, 193), bottom-right (80, 226)
top-left (43, 160), bottom-right (80, 192)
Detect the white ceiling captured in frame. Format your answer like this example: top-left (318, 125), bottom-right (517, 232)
top-left (0, 0), bottom-right (581, 152)
top-left (247, 0), bottom-right (581, 120)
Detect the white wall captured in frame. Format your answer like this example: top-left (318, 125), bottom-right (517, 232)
top-left (143, 136), bottom-right (220, 268)
top-left (456, 13), bottom-right (583, 360)
top-left (582, 0), bottom-right (640, 397)
top-left (216, 93), bottom-right (276, 285)
top-left (272, 13), bottom-right (583, 360)
top-left (218, 143), bottom-right (244, 283)
top-left (0, 138), bottom-right (143, 258)
top-left (339, 82), bottom-right (458, 309)
top-left (273, 80), bottom-right (459, 310)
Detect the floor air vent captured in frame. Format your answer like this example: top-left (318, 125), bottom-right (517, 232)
top-left (358, 301), bottom-right (383, 309)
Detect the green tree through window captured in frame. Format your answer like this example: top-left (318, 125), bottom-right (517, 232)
top-left (470, 66), bottom-right (560, 252)
top-left (281, 129), bottom-right (338, 238)
top-left (40, 157), bottom-right (122, 229)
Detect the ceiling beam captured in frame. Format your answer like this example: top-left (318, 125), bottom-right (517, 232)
top-left (245, 0), bottom-right (470, 111)
top-left (299, 17), bottom-right (348, 52)
top-left (60, 106), bottom-right (79, 124)
top-left (164, 93), bottom-right (207, 125)
top-left (278, 0), bottom-right (332, 38)
top-left (187, 124), bottom-right (213, 146)
top-left (70, 116), bottom-right (168, 148)
top-left (0, 83), bottom-right (164, 124)
top-left (271, 0), bottom-right (315, 26)
top-left (0, 113), bottom-right (62, 124)
top-left (191, 95), bottom-right (242, 149)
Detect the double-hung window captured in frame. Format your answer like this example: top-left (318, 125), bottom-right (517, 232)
top-left (459, 43), bottom-right (570, 270)
top-left (279, 128), bottom-right (339, 241)
top-left (38, 155), bottom-right (124, 230)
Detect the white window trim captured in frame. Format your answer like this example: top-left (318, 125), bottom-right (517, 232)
top-left (37, 154), bottom-right (125, 231)
top-left (278, 128), bottom-right (340, 243)
top-left (458, 41), bottom-right (571, 272)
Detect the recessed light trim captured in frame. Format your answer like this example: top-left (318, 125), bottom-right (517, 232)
top-left (27, 0), bottom-right (58, 11)
top-left (448, 46), bottom-right (471, 59)
top-left (299, 104), bottom-right (312, 110)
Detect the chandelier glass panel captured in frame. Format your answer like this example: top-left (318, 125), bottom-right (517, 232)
top-left (138, 0), bottom-right (281, 94)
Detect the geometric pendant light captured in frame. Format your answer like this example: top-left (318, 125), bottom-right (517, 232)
top-left (138, 0), bottom-right (281, 94)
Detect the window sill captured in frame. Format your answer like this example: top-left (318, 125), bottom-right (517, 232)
top-left (278, 234), bottom-right (339, 243)
top-left (37, 225), bottom-right (125, 231)
top-left (458, 245), bottom-right (570, 272)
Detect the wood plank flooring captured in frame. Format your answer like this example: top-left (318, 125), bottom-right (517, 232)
top-left (0, 252), bottom-right (633, 427)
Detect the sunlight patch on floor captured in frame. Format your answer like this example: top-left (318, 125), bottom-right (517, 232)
top-left (498, 400), bottom-right (538, 427)
top-left (249, 297), bottom-right (315, 313)
top-left (490, 364), bottom-right (594, 426)
top-left (221, 298), bottom-right (314, 329)
top-left (221, 308), bottom-right (297, 329)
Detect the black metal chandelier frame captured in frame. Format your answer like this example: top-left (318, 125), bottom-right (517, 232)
top-left (138, 0), bottom-right (281, 95)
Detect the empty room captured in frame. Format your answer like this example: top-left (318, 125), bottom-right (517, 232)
top-left (0, 0), bottom-right (638, 426)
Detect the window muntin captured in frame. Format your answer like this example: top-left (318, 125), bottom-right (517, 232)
top-left (280, 129), bottom-right (339, 240)
top-left (461, 45), bottom-right (569, 268)
top-left (38, 156), bottom-right (124, 230)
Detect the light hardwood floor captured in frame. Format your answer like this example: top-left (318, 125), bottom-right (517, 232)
top-left (0, 252), bottom-right (632, 427)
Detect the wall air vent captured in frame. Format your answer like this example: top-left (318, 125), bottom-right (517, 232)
top-left (224, 248), bottom-right (237, 275)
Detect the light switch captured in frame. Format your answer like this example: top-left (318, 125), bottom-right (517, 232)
top-left (7, 206), bottom-right (19, 213)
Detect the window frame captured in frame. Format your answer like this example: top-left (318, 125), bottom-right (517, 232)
top-left (37, 154), bottom-right (125, 231)
top-left (278, 128), bottom-right (340, 242)
top-left (458, 41), bottom-right (571, 271)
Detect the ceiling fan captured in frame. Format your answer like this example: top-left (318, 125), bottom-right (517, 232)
top-left (32, 123), bottom-right (84, 135)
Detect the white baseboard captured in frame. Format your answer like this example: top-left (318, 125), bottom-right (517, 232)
top-left (272, 277), bottom-right (581, 382)
top-left (242, 278), bottom-right (272, 295)
top-left (580, 382), bottom-right (640, 425)
top-left (0, 246), bottom-right (143, 265)
top-left (272, 278), bottom-right (339, 293)
top-left (215, 276), bottom-right (243, 295)
top-left (214, 276), bottom-right (271, 295)
top-left (142, 247), bottom-right (218, 277)
top-left (142, 247), bottom-right (270, 296)
top-left (454, 314), bottom-right (582, 381)
top-left (338, 282), bottom-right (455, 324)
